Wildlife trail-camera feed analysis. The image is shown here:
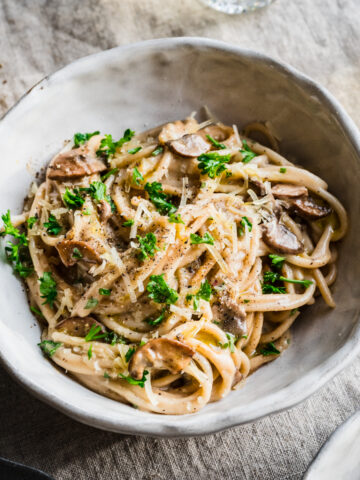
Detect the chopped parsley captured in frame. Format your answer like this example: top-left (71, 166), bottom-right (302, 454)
top-left (133, 167), bottom-right (144, 186)
top-left (186, 279), bottom-right (212, 310)
top-left (190, 232), bottom-right (214, 245)
top-left (243, 299), bottom-right (250, 304)
top-left (168, 213), bottom-right (184, 224)
top-left (290, 308), bottom-right (299, 315)
top-left (136, 232), bottom-right (159, 261)
top-left (125, 347), bottom-right (136, 363)
top-left (238, 216), bottom-right (252, 236)
top-left (145, 182), bottom-right (177, 215)
top-left (72, 247), bottom-right (83, 259)
top-left (240, 140), bottom-right (257, 164)
top-left (43, 214), bottom-right (62, 235)
top-left (219, 333), bottom-right (236, 353)
top-left (27, 216), bottom-right (38, 229)
top-left (96, 129), bottom-right (135, 159)
top-left (145, 308), bottom-right (166, 326)
top-left (101, 167), bottom-right (119, 182)
top-left (85, 298), bottom-right (98, 309)
top-left (122, 219), bottom-right (134, 227)
top-left (206, 134), bottom-right (226, 150)
top-left (63, 188), bottom-right (85, 210)
top-left (73, 131), bottom-right (100, 147)
top-left (38, 340), bottom-right (62, 357)
top-left (280, 167), bottom-right (287, 173)
top-left (262, 283), bottom-right (287, 294)
top-left (99, 288), bottom-right (111, 296)
top-left (30, 306), bottom-right (44, 318)
top-left (118, 370), bottom-right (149, 388)
top-left (260, 342), bottom-right (280, 356)
top-left (269, 254), bottom-right (285, 269)
top-left (87, 344), bottom-right (93, 359)
top-left (104, 372), bottom-right (111, 379)
top-left (128, 146), bottom-right (142, 155)
top-left (1, 210), bottom-right (33, 278)
top-left (85, 324), bottom-right (106, 342)
top-left (263, 271), bottom-right (313, 288)
top-left (147, 274), bottom-right (179, 304)
top-left (197, 152), bottom-right (231, 178)
top-left (151, 146), bottom-right (164, 156)
top-left (39, 272), bottom-right (57, 308)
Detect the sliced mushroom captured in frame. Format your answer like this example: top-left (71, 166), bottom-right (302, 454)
top-left (262, 219), bottom-right (304, 254)
top-left (199, 124), bottom-right (234, 143)
top-left (167, 134), bottom-right (211, 157)
top-left (56, 316), bottom-right (104, 337)
top-left (272, 183), bottom-right (308, 199)
top-left (47, 147), bottom-right (106, 180)
top-left (291, 196), bottom-right (331, 220)
top-left (97, 200), bottom-right (112, 222)
top-left (128, 338), bottom-right (195, 380)
top-left (212, 297), bottom-right (247, 336)
top-left (158, 118), bottom-right (198, 144)
top-left (249, 178), bottom-right (267, 196)
top-left (56, 239), bottom-right (102, 267)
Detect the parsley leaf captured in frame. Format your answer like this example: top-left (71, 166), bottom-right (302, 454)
top-left (219, 333), bottom-right (236, 353)
top-left (262, 283), bottom-right (286, 294)
top-left (96, 129), bottom-right (135, 159)
top-left (85, 324), bottom-right (106, 342)
top-left (27, 216), bottom-right (38, 229)
top-left (128, 146), bottom-right (142, 155)
top-left (147, 274), bottom-right (178, 304)
top-left (240, 140), bottom-right (257, 163)
top-left (39, 272), bottom-right (57, 308)
top-left (101, 168), bottom-right (119, 182)
top-left (72, 247), bottom-right (83, 259)
top-left (133, 167), bottom-right (144, 186)
top-left (145, 182), bottom-right (177, 215)
top-left (263, 271), bottom-right (313, 288)
top-left (238, 216), bottom-right (252, 236)
top-left (99, 288), bottom-right (111, 296)
top-left (30, 306), bottom-right (44, 318)
top-left (1, 210), bottom-right (27, 243)
top-left (85, 298), bottom-right (98, 309)
top-left (104, 331), bottom-right (126, 345)
top-left (168, 213), bottom-right (184, 224)
top-left (136, 232), bottom-right (159, 261)
top-left (145, 308), bottom-right (166, 326)
top-left (206, 134), bottom-right (226, 150)
top-left (197, 152), bottom-right (231, 178)
top-left (38, 340), bottom-right (62, 357)
top-left (186, 279), bottom-right (212, 310)
top-left (269, 254), bottom-right (285, 269)
top-left (73, 131), bottom-right (100, 147)
top-left (118, 370), bottom-right (149, 388)
top-left (190, 232), bottom-right (214, 245)
top-left (125, 347), bottom-right (136, 363)
top-left (81, 181), bottom-right (107, 203)
top-left (260, 342), bottom-right (280, 356)
top-left (87, 344), bottom-right (93, 359)
top-left (280, 167), bottom-right (287, 173)
top-left (122, 219), bottom-right (134, 227)
top-left (63, 188), bottom-right (85, 210)
top-left (43, 214), bottom-right (62, 235)
top-left (104, 372), bottom-right (111, 379)
top-left (152, 146), bottom-right (164, 156)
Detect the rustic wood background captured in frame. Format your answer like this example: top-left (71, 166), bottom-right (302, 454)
top-left (0, 1), bottom-right (359, 479)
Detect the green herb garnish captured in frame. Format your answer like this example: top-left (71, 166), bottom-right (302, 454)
top-left (128, 146), bottom-right (142, 155)
top-left (133, 167), bottom-right (144, 186)
top-left (186, 279), bottom-right (212, 310)
top-left (145, 182), bottom-right (177, 215)
top-left (145, 308), bottom-right (166, 326)
top-left (30, 306), bottom-right (44, 317)
top-left (27, 216), bottom-right (38, 229)
top-left (238, 216), bottom-right (252, 236)
top-left (73, 131), bottom-right (100, 147)
top-left (260, 342), bottom-right (280, 356)
top-left (263, 271), bottom-right (313, 288)
top-left (39, 272), bottom-right (57, 307)
top-left (147, 274), bottom-right (178, 304)
top-left (197, 152), bottom-right (231, 178)
top-left (125, 347), bottom-right (136, 363)
top-left (122, 219), bottom-right (134, 227)
top-left (85, 298), bottom-right (98, 309)
top-left (43, 214), bottom-right (62, 235)
top-left (87, 344), bottom-right (93, 359)
top-left (63, 188), bottom-right (85, 210)
top-left (269, 254), bottom-right (285, 269)
top-left (151, 146), bottom-right (164, 156)
top-left (219, 333), bottom-right (236, 353)
top-left (240, 140), bottom-right (257, 164)
top-left (168, 213), bottom-right (184, 224)
top-left (101, 168), bottom-right (119, 182)
top-left (190, 232), bottom-right (214, 245)
top-left (280, 167), bottom-right (287, 173)
top-left (85, 324), bottom-right (106, 342)
top-left (118, 370), bottom-right (149, 388)
top-left (137, 232), bottom-right (159, 261)
top-left (96, 129), bottom-right (135, 159)
top-left (206, 134), bottom-right (226, 150)
top-left (99, 288), bottom-right (111, 296)
top-left (38, 340), bottom-right (62, 357)
top-left (72, 247), bottom-right (83, 259)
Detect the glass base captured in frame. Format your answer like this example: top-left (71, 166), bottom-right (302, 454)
top-left (199, 0), bottom-right (274, 15)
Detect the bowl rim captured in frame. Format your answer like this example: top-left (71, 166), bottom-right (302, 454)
top-left (0, 36), bottom-right (360, 437)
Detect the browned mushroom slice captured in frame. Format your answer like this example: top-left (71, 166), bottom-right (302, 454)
top-left (128, 338), bottom-right (195, 380)
top-left (158, 118), bottom-right (198, 144)
top-left (262, 220), bottom-right (304, 254)
top-left (167, 134), bottom-right (211, 157)
top-left (97, 200), bottom-right (112, 222)
top-left (47, 147), bottom-right (106, 180)
top-left (199, 124), bottom-right (233, 143)
top-left (291, 196), bottom-right (331, 220)
top-left (272, 183), bottom-right (308, 198)
top-left (56, 239), bottom-right (102, 267)
top-left (249, 178), bottom-right (267, 196)
top-left (56, 316), bottom-right (104, 337)
top-left (212, 298), bottom-right (246, 336)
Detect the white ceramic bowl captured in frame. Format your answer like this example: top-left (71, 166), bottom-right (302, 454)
top-left (0, 38), bottom-right (359, 437)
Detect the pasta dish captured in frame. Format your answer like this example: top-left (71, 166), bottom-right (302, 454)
top-left (0, 116), bottom-right (347, 414)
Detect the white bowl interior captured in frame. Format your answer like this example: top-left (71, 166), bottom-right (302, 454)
top-left (0, 38), bottom-right (359, 436)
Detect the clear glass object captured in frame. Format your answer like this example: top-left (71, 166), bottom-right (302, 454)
top-left (199, 0), bottom-right (274, 15)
